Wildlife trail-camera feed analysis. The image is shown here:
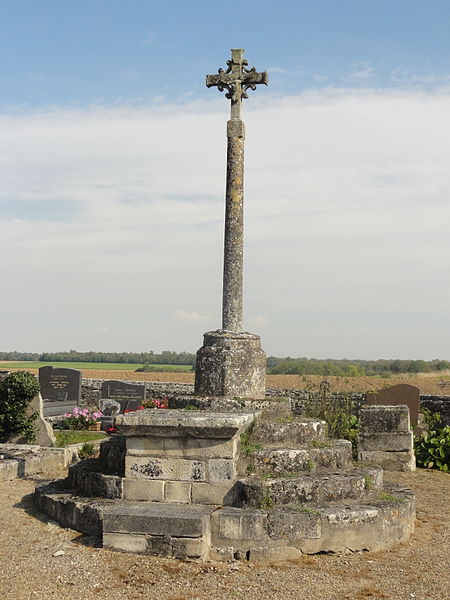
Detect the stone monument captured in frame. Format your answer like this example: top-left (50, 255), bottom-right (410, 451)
top-left (195, 49), bottom-right (268, 398)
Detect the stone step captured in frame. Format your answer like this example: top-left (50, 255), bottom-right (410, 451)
top-left (68, 458), bottom-right (122, 499)
top-left (210, 482), bottom-right (415, 560)
top-left (237, 466), bottom-right (383, 508)
top-left (35, 479), bottom-right (415, 560)
top-left (102, 502), bottom-right (215, 559)
top-left (248, 440), bottom-right (353, 476)
top-left (247, 418), bottom-right (327, 447)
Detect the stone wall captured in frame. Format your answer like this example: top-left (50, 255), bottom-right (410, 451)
top-left (420, 395), bottom-right (450, 426)
top-left (79, 379), bottom-right (450, 425)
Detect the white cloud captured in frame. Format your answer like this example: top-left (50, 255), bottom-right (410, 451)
top-left (342, 62), bottom-right (376, 81)
top-left (174, 311), bottom-right (211, 323)
top-left (96, 327), bottom-right (111, 334)
top-left (247, 315), bottom-right (268, 328)
top-left (389, 69), bottom-right (450, 86)
top-left (1, 88), bottom-right (449, 358)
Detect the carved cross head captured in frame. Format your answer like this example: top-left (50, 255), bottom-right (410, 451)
top-left (206, 49), bottom-right (268, 118)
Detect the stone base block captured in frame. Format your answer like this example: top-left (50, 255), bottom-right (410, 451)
top-left (103, 532), bottom-right (208, 559)
top-left (194, 330), bottom-right (266, 398)
top-left (358, 431), bottom-right (413, 452)
top-left (358, 450), bottom-right (416, 472)
top-left (359, 405), bottom-right (410, 433)
top-left (103, 502), bottom-right (214, 537)
top-left (123, 479), bottom-right (165, 501)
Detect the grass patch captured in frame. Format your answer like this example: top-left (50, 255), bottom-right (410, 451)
top-left (310, 439), bottom-right (331, 448)
top-left (55, 430), bottom-right (107, 447)
top-left (376, 491), bottom-right (404, 503)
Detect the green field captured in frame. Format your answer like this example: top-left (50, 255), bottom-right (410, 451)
top-left (0, 361), bottom-right (192, 371)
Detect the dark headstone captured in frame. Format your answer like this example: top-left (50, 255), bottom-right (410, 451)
top-left (39, 366), bottom-right (82, 416)
top-left (100, 380), bottom-right (146, 412)
top-left (365, 384), bottom-right (420, 426)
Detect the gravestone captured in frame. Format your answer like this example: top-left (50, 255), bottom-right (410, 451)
top-left (365, 384), bottom-right (420, 426)
top-left (39, 366), bottom-right (82, 417)
top-left (100, 380), bottom-right (146, 413)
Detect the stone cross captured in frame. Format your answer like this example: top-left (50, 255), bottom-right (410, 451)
top-left (206, 49), bottom-right (268, 331)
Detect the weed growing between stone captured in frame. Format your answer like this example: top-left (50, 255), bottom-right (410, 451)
top-left (239, 427), bottom-right (261, 456)
top-left (259, 495), bottom-right (274, 509)
top-left (78, 442), bottom-right (95, 460)
top-left (303, 378), bottom-right (359, 457)
top-left (376, 491), bottom-right (404, 503)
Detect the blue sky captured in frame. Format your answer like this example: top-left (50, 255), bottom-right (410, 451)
top-left (3, 0), bottom-right (450, 107)
top-left (1, 1), bottom-right (450, 359)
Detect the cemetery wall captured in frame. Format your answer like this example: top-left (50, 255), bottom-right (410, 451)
top-left (69, 379), bottom-right (450, 425)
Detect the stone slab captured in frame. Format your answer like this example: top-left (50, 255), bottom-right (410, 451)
top-left (358, 431), bottom-right (414, 452)
top-left (126, 435), bottom-right (237, 459)
top-left (102, 502), bottom-right (214, 537)
top-left (116, 409), bottom-right (255, 438)
top-left (359, 450), bottom-right (416, 472)
top-left (359, 405), bottom-right (410, 433)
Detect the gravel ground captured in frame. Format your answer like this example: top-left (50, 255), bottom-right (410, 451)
top-left (0, 469), bottom-right (448, 600)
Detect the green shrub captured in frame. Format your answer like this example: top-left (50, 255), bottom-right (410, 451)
top-left (0, 371), bottom-right (40, 443)
top-left (414, 426), bottom-right (450, 472)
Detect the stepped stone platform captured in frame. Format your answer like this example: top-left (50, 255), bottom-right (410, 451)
top-left (34, 405), bottom-right (415, 561)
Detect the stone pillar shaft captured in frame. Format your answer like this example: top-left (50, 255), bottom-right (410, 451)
top-left (222, 119), bottom-right (245, 332)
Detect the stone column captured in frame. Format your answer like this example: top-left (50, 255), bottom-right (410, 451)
top-left (222, 119), bottom-right (245, 332)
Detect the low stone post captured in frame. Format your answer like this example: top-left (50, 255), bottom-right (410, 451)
top-left (358, 405), bottom-right (416, 471)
